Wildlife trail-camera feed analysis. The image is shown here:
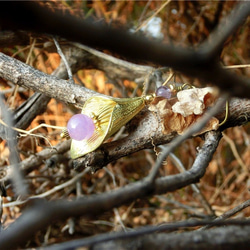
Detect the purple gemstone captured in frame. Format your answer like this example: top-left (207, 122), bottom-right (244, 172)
top-left (67, 114), bottom-right (95, 141)
top-left (156, 86), bottom-right (172, 99)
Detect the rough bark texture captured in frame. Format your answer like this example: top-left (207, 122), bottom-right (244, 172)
top-left (92, 225), bottom-right (250, 250)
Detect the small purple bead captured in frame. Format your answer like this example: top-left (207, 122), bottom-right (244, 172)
top-left (67, 114), bottom-right (95, 141)
top-left (156, 86), bottom-right (172, 99)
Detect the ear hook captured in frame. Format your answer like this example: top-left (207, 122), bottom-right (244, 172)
top-left (162, 69), bottom-right (175, 87)
top-left (218, 100), bottom-right (229, 127)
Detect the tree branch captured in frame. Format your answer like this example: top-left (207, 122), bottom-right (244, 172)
top-left (1, 140), bottom-right (71, 184)
top-left (0, 52), bottom-right (95, 109)
top-left (91, 225), bottom-right (250, 250)
top-left (0, 95), bottom-right (27, 198)
top-left (200, 2), bottom-right (250, 59)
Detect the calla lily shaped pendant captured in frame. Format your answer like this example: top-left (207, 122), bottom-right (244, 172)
top-left (64, 95), bottom-right (154, 159)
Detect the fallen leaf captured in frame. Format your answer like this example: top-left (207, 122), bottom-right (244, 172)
top-left (172, 87), bottom-right (219, 117)
top-left (149, 87), bottom-right (220, 135)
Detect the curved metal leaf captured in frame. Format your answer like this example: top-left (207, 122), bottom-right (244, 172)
top-left (70, 95), bottom-right (151, 159)
top-left (71, 96), bottom-right (116, 159)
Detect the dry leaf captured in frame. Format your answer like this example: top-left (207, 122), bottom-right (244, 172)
top-left (149, 87), bottom-right (220, 135)
top-left (172, 87), bottom-right (218, 117)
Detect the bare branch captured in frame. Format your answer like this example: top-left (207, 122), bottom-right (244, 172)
top-left (0, 95), bottom-right (27, 198)
top-left (0, 31), bottom-right (29, 47)
top-left (0, 52), bottom-right (95, 108)
top-left (1, 140), bottom-right (71, 184)
top-left (74, 94), bottom-right (250, 171)
top-left (71, 42), bottom-right (155, 83)
top-left (200, 2), bottom-right (250, 59)
top-left (200, 199), bottom-right (250, 230)
top-left (90, 224), bottom-right (250, 250)
top-left (53, 37), bottom-right (73, 82)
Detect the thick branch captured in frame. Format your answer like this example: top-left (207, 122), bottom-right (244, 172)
top-left (0, 49), bottom-right (156, 110)
top-left (92, 225), bottom-right (250, 250)
top-left (70, 43), bottom-right (155, 83)
top-left (0, 52), bottom-right (95, 108)
top-left (13, 45), bottom-right (108, 130)
top-left (200, 2), bottom-right (250, 58)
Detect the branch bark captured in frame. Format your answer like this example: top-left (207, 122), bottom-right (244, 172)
top-left (0, 52), bottom-right (95, 108)
top-left (92, 225), bottom-right (250, 250)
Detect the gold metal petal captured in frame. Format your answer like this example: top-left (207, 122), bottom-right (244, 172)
top-left (70, 95), bottom-right (153, 159)
top-left (71, 96), bottom-right (116, 159)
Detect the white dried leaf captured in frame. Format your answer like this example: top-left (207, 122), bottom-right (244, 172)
top-left (172, 87), bottom-right (218, 117)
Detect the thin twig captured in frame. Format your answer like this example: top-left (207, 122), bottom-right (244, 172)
top-left (0, 140), bottom-right (71, 183)
top-left (135, 0), bottom-right (171, 32)
top-left (3, 168), bottom-right (90, 208)
top-left (53, 37), bottom-right (73, 82)
top-left (222, 132), bottom-right (248, 173)
top-left (224, 64), bottom-right (250, 69)
top-left (137, 0), bottom-right (152, 25)
top-left (104, 167), bottom-right (127, 231)
top-left (199, 199), bottom-right (250, 230)
top-left (168, 152), bottom-right (215, 216)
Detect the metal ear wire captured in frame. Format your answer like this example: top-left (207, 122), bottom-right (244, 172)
top-left (162, 70), bottom-right (175, 87)
top-left (218, 100), bottom-right (229, 127)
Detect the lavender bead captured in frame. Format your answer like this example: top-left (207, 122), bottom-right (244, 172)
top-left (67, 114), bottom-right (95, 141)
top-left (156, 86), bottom-right (172, 99)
